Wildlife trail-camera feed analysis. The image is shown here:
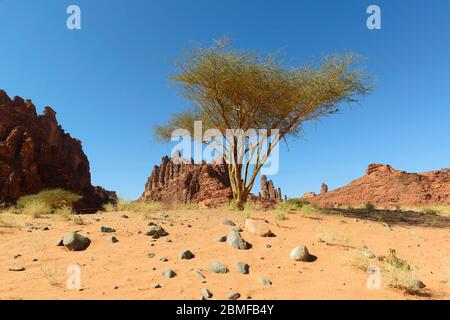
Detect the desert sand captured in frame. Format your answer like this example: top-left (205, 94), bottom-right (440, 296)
top-left (0, 209), bottom-right (449, 300)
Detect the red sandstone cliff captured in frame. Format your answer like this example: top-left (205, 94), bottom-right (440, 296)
top-left (0, 89), bottom-right (116, 211)
top-left (308, 164), bottom-right (450, 208)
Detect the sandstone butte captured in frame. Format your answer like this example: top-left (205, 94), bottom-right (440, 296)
top-left (0, 89), bottom-right (116, 211)
top-left (140, 151), bottom-right (283, 208)
top-left (306, 164), bottom-right (450, 208)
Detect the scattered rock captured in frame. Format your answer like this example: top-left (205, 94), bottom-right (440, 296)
top-left (160, 257), bottom-right (168, 262)
top-left (227, 292), bottom-right (241, 300)
top-left (153, 283), bottom-right (162, 289)
top-left (266, 244), bottom-right (272, 249)
top-left (232, 226), bottom-right (243, 232)
top-left (200, 288), bottom-right (213, 299)
top-left (161, 269), bottom-right (177, 279)
top-left (62, 232), bottom-right (91, 251)
top-left (208, 262), bottom-right (229, 274)
top-left (146, 225), bottom-right (168, 239)
top-left (101, 226), bottom-right (116, 233)
top-left (226, 229), bottom-right (251, 250)
top-left (41, 226), bottom-right (50, 231)
top-left (217, 235), bottom-right (227, 242)
top-left (258, 277), bottom-right (272, 286)
top-left (121, 215), bottom-right (129, 219)
top-left (290, 246), bottom-right (311, 262)
top-left (164, 237), bottom-right (172, 243)
top-left (180, 250), bottom-right (195, 260)
top-left (245, 219), bottom-right (273, 237)
top-left (9, 266), bottom-right (25, 272)
top-left (159, 212), bottom-right (169, 219)
top-left (223, 219), bottom-right (236, 226)
top-left (148, 253), bottom-right (156, 259)
top-left (194, 269), bottom-right (206, 280)
top-left (235, 262), bottom-right (249, 274)
top-left (107, 236), bottom-right (119, 244)
top-left (56, 239), bottom-right (64, 246)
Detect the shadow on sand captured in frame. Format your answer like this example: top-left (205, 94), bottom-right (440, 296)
top-left (321, 208), bottom-right (450, 229)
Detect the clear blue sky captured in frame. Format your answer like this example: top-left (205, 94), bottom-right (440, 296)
top-left (1, 0), bottom-right (449, 200)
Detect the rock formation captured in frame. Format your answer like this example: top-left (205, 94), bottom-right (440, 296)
top-left (308, 164), bottom-right (450, 208)
top-left (0, 89), bottom-right (116, 211)
top-left (259, 175), bottom-right (283, 202)
top-left (320, 183), bottom-right (328, 195)
top-left (140, 152), bottom-right (233, 207)
top-left (141, 153), bottom-right (284, 207)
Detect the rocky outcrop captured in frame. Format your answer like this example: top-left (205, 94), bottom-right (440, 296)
top-left (259, 175), bottom-right (283, 202)
top-left (320, 183), bottom-right (328, 195)
top-left (140, 152), bottom-right (233, 207)
top-left (0, 89), bottom-right (116, 211)
top-left (141, 153), bottom-right (284, 207)
top-left (308, 164), bottom-right (450, 208)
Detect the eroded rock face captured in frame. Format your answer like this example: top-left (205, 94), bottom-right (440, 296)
top-left (140, 153), bottom-right (233, 207)
top-left (259, 175), bottom-right (282, 202)
top-left (309, 164), bottom-right (450, 208)
top-left (0, 89), bottom-right (116, 211)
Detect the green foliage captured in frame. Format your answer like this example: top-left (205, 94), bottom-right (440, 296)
top-left (154, 39), bottom-right (373, 209)
top-left (17, 189), bottom-right (82, 211)
top-left (21, 199), bottom-right (52, 218)
top-left (105, 198), bottom-right (162, 213)
top-left (365, 202), bottom-right (375, 211)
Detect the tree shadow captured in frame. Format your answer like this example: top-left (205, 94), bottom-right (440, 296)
top-left (321, 208), bottom-right (450, 229)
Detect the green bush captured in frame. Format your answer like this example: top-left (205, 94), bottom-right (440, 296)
top-left (365, 202), bottom-right (375, 211)
top-left (17, 189), bottom-right (82, 212)
top-left (278, 198), bottom-right (310, 211)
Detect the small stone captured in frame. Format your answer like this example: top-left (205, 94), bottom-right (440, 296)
top-left (9, 266), bottom-right (25, 272)
top-left (148, 253), bottom-right (156, 258)
top-left (245, 219), bottom-right (273, 237)
top-left (217, 235), bottom-right (227, 242)
top-left (153, 283), bottom-right (162, 289)
top-left (159, 212), bottom-right (169, 219)
top-left (200, 288), bottom-right (213, 299)
top-left (194, 269), bottom-right (206, 280)
top-left (101, 226), bottom-right (116, 233)
top-left (227, 292), bottom-right (241, 300)
top-left (235, 262), bottom-right (249, 274)
top-left (259, 277), bottom-right (272, 286)
top-left (290, 246), bottom-right (311, 262)
top-left (146, 225), bottom-right (168, 239)
top-left (160, 257), bottom-right (168, 262)
top-left (266, 244), bottom-right (272, 249)
top-left (107, 236), bottom-right (119, 244)
top-left (232, 226), bottom-right (243, 232)
top-left (208, 262), bottom-right (229, 274)
top-left (41, 226), bottom-right (50, 231)
top-left (180, 250), bottom-right (195, 260)
top-left (161, 269), bottom-right (177, 279)
top-left (226, 230), bottom-right (251, 250)
top-left (63, 232), bottom-right (91, 251)
top-left (121, 215), bottom-right (129, 219)
top-left (164, 237), bottom-right (172, 243)
top-left (223, 219), bottom-right (236, 226)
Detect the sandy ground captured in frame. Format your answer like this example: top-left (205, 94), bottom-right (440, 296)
top-left (0, 209), bottom-right (449, 300)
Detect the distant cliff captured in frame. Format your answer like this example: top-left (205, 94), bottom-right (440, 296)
top-left (307, 164), bottom-right (450, 208)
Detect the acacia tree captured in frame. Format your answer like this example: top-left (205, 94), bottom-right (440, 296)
top-left (155, 40), bottom-right (372, 210)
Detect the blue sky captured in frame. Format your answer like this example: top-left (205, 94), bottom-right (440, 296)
top-left (1, 0), bottom-right (449, 200)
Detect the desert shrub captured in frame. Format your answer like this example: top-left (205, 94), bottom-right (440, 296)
top-left (384, 253), bottom-right (425, 295)
top-left (283, 198), bottom-right (310, 210)
top-left (272, 210), bottom-right (286, 221)
top-left (114, 199), bottom-right (162, 213)
top-left (17, 189), bottom-right (82, 211)
top-left (21, 199), bottom-right (52, 218)
top-left (422, 208), bottom-right (439, 216)
top-left (53, 206), bottom-right (75, 220)
top-left (351, 251), bottom-right (371, 271)
top-left (172, 202), bottom-right (200, 211)
top-left (365, 202), bottom-right (375, 211)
